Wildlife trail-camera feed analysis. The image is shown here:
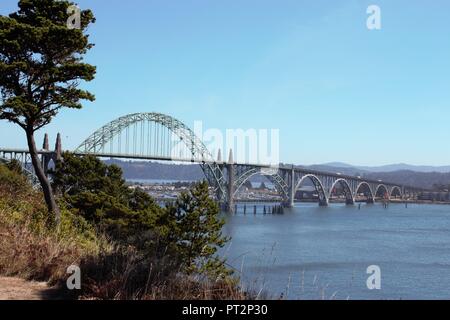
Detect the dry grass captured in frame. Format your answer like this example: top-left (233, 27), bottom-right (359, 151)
top-left (0, 220), bottom-right (83, 283)
top-left (74, 245), bottom-right (248, 300)
top-left (0, 165), bottom-right (246, 300)
top-left (0, 276), bottom-right (52, 300)
top-left (81, 271), bottom-right (247, 300)
top-left (0, 167), bottom-right (104, 285)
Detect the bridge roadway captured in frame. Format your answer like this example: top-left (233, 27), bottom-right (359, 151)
top-left (0, 147), bottom-right (420, 187)
top-left (0, 147), bottom-right (425, 213)
top-left (0, 112), bottom-right (426, 213)
top-left (0, 148), bottom-right (421, 186)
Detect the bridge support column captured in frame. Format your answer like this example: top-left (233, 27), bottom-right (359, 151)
top-left (42, 134), bottom-right (51, 176)
top-left (41, 133), bottom-right (63, 177)
top-left (226, 150), bottom-right (235, 213)
top-left (284, 167), bottom-right (295, 208)
top-left (54, 133), bottom-right (62, 162)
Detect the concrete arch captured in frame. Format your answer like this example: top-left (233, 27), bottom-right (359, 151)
top-left (355, 182), bottom-right (375, 203)
top-left (329, 178), bottom-right (354, 205)
top-left (355, 182), bottom-right (374, 197)
top-left (295, 174), bottom-right (328, 206)
top-left (375, 184), bottom-right (389, 199)
top-left (389, 186), bottom-right (403, 198)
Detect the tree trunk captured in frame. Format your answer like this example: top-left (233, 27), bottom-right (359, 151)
top-left (25, 129), bottom-right (61, 224)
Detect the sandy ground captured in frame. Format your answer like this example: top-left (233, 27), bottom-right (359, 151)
top-left (0, 276), bottom-right (54, 300)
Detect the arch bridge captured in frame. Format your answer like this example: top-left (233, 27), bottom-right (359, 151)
top-left (0, 112), bottom-right (424, 212)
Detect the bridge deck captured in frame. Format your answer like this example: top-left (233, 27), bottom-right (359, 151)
top-left (0, 148), bottom-right (425, 191)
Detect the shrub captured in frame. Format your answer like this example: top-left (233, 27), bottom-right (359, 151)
top-left (0, 163), bottom-right (107, 283)
top-left (53, 153), bottom-right (231, 279)
top-left (0, 157), bottom-right (241, 300)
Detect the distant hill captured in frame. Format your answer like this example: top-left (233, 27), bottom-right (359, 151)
top-left (363, 170), bottom-right (450, 190)
top-left (106, 160), bottom-right (450, 190)
top-left (318, 162), bottom-right (450, 173)
top-left (306, 164), bottom-right (369, 177)
top-left (105, 160), bottom-right (203, 181)
top-left (305, 163), bottom-right (450, 189)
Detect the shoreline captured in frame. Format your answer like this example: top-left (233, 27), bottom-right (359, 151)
top-left (154, 197), bottom-right (450, 206)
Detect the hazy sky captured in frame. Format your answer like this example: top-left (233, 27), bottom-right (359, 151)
top-left (1, 0), bottom-right (450, 166)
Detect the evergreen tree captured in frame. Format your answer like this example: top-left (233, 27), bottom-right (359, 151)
top-left (166, 181), bottom-right (231, 278)
top-left (53, 153), bottom-right (162, 242)
top-left (54, 154), bottom-right (232, 278)
top-left (0, 0), bottom-right (96, 222)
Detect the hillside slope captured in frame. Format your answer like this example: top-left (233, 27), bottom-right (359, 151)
top-left (108, 160), bottom-right (450, 189)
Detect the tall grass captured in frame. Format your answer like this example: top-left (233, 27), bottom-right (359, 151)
top-left (0, 164), bottom-right (246, 300)
top-left (0, 164), bottom-right (107, 284)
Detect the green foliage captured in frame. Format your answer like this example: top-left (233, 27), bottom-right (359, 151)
top-left (53, 153), bottom-right (232, 279)
top-left (0, 162), bottom-right (102, 248)
top-left (0, 161), bottom-right (29, 193)
top-left (1, 158), bottom-right (237, 297)
top-left (53, 153), bottom-right (163, 243)
top-left (5, 159), bottom-right (23, 174)
top-left (0, 0), bottom-right (96, 131)
top-left (0, 163), bottom-right (106, 282)
top-left (165, 182), bottom-right (231, 278)
top-left (0, 0), bottom-right (97, 221)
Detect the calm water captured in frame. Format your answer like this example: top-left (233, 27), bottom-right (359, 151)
top-left (220, 202), bottom-right (450, 300)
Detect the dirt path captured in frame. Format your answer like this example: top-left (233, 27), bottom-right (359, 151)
top-left (0, 276), bottom-right (54, 300)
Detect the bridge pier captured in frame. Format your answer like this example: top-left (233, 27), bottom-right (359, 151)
top-left (346, 198), bottom-right (354, 205)
top-left (283, 167), bottom-right (295, 208)
top-left (41, 133), bottom-right (62, 176)
top-left (226, 150), bottom-right (235, 213)
top-left (41, 134), bottom-right (50, 174)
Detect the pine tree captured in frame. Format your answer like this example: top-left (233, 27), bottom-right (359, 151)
top-left (167, 181), bottom-right (231, 278)
top-left (0, 0), bottom-right (96, 223)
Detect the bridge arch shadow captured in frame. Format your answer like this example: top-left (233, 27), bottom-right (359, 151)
top-left (233, 168), bottom-right (288, 202)
top-left (390, 186), bottom-right (403, 199)
top-left (294, 174), bottom-right (328, 206)
top-left (329, 178), bottom-right (354, 205)
top-left (375, 184), bottom-right (389, 200)
top-left (355, 182), bottom-right (375, 204)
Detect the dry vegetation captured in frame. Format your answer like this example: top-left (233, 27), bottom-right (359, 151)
top-left (0, 163), bottom-right (247, 300)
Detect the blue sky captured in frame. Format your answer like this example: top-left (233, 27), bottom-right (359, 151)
top-left (1, 0), bottom-right (450, 166)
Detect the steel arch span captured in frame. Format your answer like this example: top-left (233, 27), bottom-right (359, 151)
top-left (329, 178), bottom-right (355, 205)
top-left (375, 184), bottom-right (389, 198)
top-left (355, 181), bottom-right (375, 203)
top-left (294, 174), bottom-right (328, 206)
top-left (389, 186), bottom-right (403, 198)
top-left (0, 112), bottom-right (429, 214)
top-left (232, 166), bottom-right (289, 200)
top-left (76, 112), bottom-right (227, 199)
